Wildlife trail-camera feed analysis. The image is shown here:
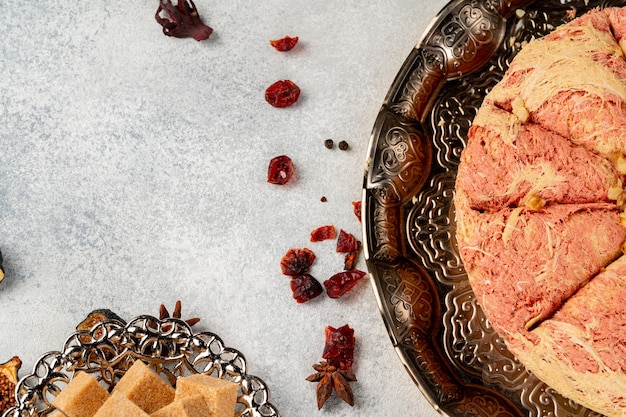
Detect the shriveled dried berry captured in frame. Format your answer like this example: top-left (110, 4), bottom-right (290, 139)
top-left (155, 0), bottom-right (213, 41)
top-left (265, 80), bottom-right (301, 108)
top-left (324, 139), bottom-right (334, 149)
top-left (267, 155), bottom-right (295, 185)
top-left (321, 196), bottom-right (328, 202)
top-left (343, 251), bottom-right (359, 270)
top-left (324, 270), bottom-right (366, 299)
top-left (290, 274), bottom-right (323, 303)
top-left (336, 229), bottom-right (359, 253)
top-left (352, 201), bottom-right (362, 223)
top-left (280, 248), bottom-right (316, 276)
top-left (338, 140), bottom-right (349, 151)
top-left (310, 225), bottom-right (336, 242)
top-left (270, 36), bottom-right (299, 51)
top-left (322, 324), bottom-right (355, 370)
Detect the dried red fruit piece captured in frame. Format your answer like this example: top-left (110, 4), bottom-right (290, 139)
top-left (352, 201), bottom-right (362, 222)
top-left (343, 251), bottom-right (358, 270)
top-left (270, 36), bottom-right (299, 51)
top-left (155, 0), bottom-right (213, 41)
top-left (310, 225), bottom-right (336, 242)
top-left (336, 229), bottom-right (359, 253)
top-left (280, 248), bottom-right (316, 276)
top-left (267, 155), bottom-right (295, 185)
top-left (290, 274), bottom-right (323, 303)
top-left (324, 270), bottom-right (366, 299)
top-left (265, 80), bottom-right (301, 108)
top-left (322, 324), bottom-right (355, 370)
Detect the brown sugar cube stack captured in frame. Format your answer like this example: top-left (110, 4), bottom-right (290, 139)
top-left (112, 360), bottom-right (175, 414)
top-left (93, 392), bottom-right (149, 417)
top-left (150, 394), bottom-right (209, 417)
top-left (175, 374), bottom-right (238, 417)
top-left (52, 371), bottom-right (110, 417)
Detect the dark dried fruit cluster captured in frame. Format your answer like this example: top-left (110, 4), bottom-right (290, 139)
top-left (307, 325), bottom-right (356, 409)
top-left (155, 0), bottom-right (213, 41)
top-left (280, 226), bottom-right (365, 303)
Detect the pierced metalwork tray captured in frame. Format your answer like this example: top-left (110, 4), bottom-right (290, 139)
top-left (363, 0), bottom-right (626, 416)
top-left (2, 316), bottom-right (279, 417)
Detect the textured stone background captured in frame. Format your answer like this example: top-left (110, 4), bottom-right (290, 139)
top-left (0, 1), bottom-right (445, 416)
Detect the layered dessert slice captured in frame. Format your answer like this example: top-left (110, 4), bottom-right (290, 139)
top-left (456, 193), bottom-right (626, 339)
top-left (509, 256), bottom-right (626, 417)
top-left (457, 104), bottom-right (622, 212)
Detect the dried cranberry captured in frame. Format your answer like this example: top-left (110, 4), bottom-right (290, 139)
top-left (343, 251), bottom-right (359, 270)
top-left (290, 274), bottom-right (323, 303)
top-left (270, 36), bottom-right (299, 51)
top-left (336, 229), bottom-right (359, 253)
top-left (352, 201), bottom-right (362, 223)
top-left (265, 80), bottom-right (301, 108)
top-left (322, 324), bottom-right (355, 370)
top-left (280, 248), bottom-right (316, 276)
top-left (324, 270), bottom-right (366, 298)
top-left (310, 225), bottom-right (336, 242)
top-left (267, 155), bottom-right (295, 185)
top-left (155, 0), bottom-right (213, 41)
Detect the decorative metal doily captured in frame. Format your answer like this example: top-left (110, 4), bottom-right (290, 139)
top-left (363, 0), bottom-right (624, 416)
top-left (2, 316), bottom-right (279, 417)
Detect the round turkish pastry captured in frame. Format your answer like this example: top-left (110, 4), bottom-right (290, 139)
top-left (455, 6), bottom-right (626, 417)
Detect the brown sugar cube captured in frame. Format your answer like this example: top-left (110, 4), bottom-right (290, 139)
top-left (175, 374), bottom-right (238, 417)
top-left (93, 391), bottom-right (149, 417)
top-left (150, 394), bottom-right (209, 417)
top-left (112, 360), bottom-right (175, 414)
top-left (52, 371), bottom-right (110, 417)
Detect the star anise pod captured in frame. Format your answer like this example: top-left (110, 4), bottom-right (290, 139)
top-left (306, 360), bottom-right (357, 409)
top-left (158, 300), bottom-right (201, 328)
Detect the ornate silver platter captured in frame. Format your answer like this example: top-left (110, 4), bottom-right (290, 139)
top-left (363, 0), bottom-right (625, 416)
top-left (3, 316), bottom-right (279, 417)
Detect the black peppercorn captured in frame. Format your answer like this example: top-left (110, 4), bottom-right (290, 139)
top-left (338, 140), bottom-right (349, 150)
top-left (324, 139), bottom-right (334, 149)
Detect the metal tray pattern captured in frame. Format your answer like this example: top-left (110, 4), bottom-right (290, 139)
top-left (363, 0), bottom-right (625, 416)
top-left (3, 316), bottom-right (279, 417)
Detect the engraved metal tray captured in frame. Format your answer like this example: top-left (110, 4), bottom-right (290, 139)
top-left (362, 0), bottom-right (625, 416)
top-left (2, 316), bottom-right (279, 417)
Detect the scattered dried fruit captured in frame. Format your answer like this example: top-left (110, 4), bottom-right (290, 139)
top-left (267, 155), bottom-right (295, 185)
top-left (336, 229), bottom-right (359, 253)
top-left (265, 80), bottom-right (301, 108)
top-left (324, 270), bottom-right (366, 299)
top-left (338, 140), bottom-right (349, 151)
top-left (280, 248), bottom-right (316, 276)
top-left (77, 309), bottom-right (126, 340)
top-left (322, 324), bottom-right (355, 370)
top-left (324, 139), bottom-right (334, 149)
top-left (306, 360), bottom-right (356, 409)
top-left (290, 274), bottom-right (324, 303)
top-left (343, 251), bottom-right (358, 270)
top-left (270, 36), bottom-right (299, 51)
top-left (0, 356), bottom-right (21, 415)
top-left (310, 225), bottom-right (336, 242)
top-left (155, 0), bottom-right (213, 41)
top-left (352, 201), bottom-right (362, 223)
